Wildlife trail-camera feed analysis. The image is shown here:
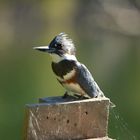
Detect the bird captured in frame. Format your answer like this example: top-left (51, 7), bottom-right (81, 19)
top-left (33, 33), bottom-right (104, 99)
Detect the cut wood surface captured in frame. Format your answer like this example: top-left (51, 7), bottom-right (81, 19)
top-left (24, 96), bottom-right (111, 140)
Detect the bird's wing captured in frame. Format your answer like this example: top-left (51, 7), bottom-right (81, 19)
top-left (76, 63), bottom-right (104, 98)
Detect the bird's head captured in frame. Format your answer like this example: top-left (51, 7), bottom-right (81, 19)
top-left (34, 33), bottom-right (77, 62)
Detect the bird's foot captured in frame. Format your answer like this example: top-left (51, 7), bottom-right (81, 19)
top-left (62, 92), bottom-right (69, 99)
top-left (73, 94), bottom-right (89, 100)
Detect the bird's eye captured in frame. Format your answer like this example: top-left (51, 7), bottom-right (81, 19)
top-left (55, 43), bottom-right (62, 49)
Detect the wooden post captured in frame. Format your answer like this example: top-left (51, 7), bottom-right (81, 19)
top-left (24, 96), bottom-right (113, 140)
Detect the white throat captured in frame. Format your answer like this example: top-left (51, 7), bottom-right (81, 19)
top-left (50, 53), bottom-right (77, 63)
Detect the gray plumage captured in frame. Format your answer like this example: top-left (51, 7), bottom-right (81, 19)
top-left (75, 62), bottom-right (104, 98)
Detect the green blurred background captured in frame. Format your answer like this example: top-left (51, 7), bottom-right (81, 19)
top-left (0, 0), bottom-right (140, 139)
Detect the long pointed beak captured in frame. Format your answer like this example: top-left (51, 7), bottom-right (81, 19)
top-left (33, 46), bottom-right (55, 53)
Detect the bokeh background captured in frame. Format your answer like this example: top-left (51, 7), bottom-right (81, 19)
top-left (0, 0), bottom-right (140, 139)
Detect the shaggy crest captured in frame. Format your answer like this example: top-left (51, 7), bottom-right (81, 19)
top-left (55, 33), bottom-right (76, 55)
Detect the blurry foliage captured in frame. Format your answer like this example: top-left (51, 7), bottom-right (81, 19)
top-left (0, 0), bottom-right (140, 139)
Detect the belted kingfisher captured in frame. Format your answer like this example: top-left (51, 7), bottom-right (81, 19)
top-left (34, 33), bottom-right (104, 99)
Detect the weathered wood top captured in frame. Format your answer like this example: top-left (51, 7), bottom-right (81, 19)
top-left (39, 95), bottom-right (110, 104)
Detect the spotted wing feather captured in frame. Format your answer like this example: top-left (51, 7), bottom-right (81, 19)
top-left (76, 63), bottom-right (104, 98)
